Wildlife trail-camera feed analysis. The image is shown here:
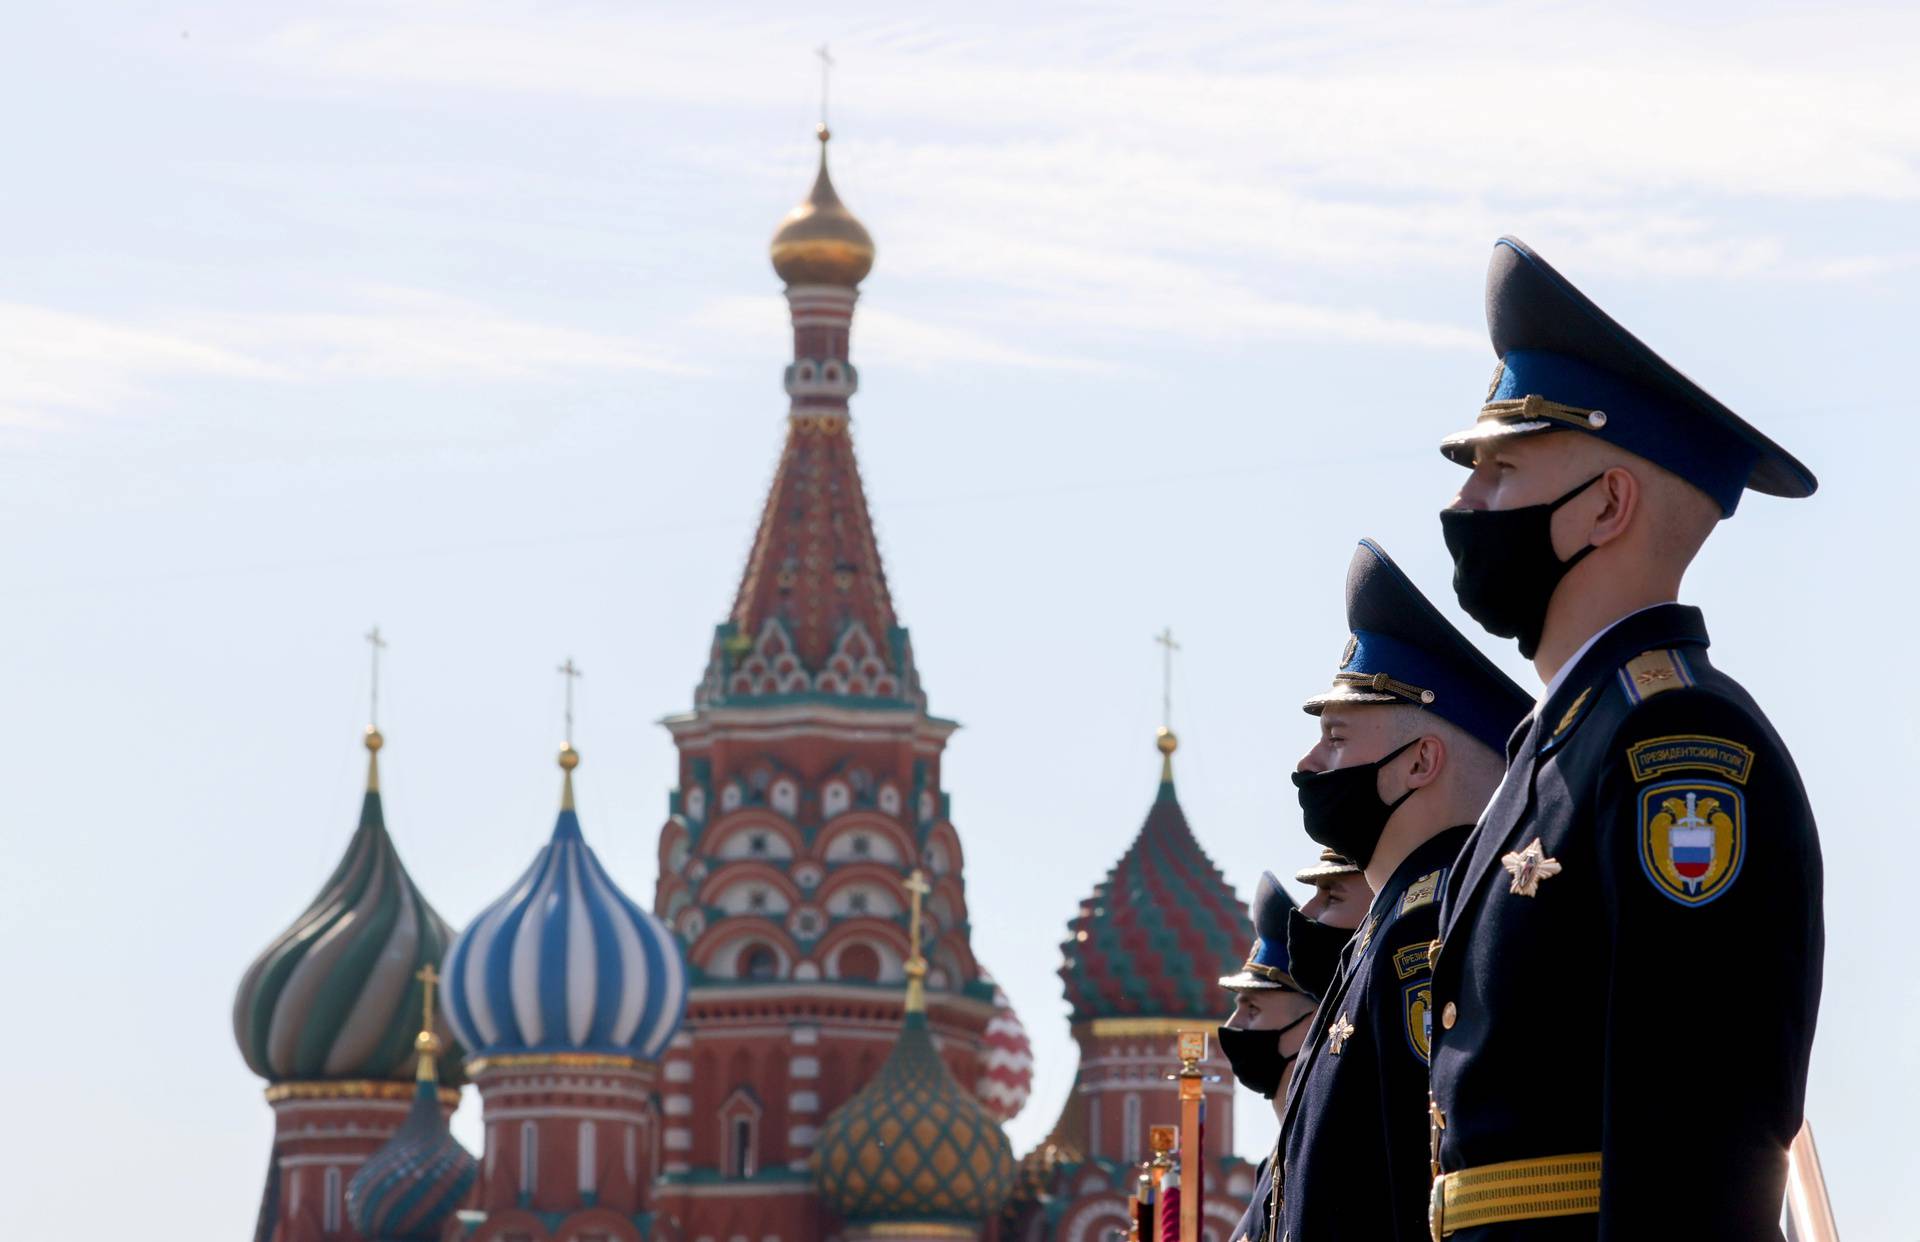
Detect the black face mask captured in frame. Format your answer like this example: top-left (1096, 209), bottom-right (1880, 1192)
top-left (1285, 907), bottom-right (1353, 1001)
top-left (1439, 474), bottom-right (1605, 659)
top-left (1216, 1008), bottom-right (1313, 1098)
top-left (1291, 738), bottom-right (1418, 871)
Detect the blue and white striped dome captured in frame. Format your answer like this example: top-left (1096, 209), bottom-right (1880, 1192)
top-left (443, 751), bottom-right (687, 1060)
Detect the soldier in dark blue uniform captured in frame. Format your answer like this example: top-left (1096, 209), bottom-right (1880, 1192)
top-left (1218, 870), bottom-right (1320, 1242)
top-left (1274, 539), bottom-right (1531, 1242)
top-left (1426, 238), bottom-right (1823, 1240)
top-left (1294, 849), bottom-right (1371, 944)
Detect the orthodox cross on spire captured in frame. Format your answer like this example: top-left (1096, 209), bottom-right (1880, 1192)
top-left (815, 43), bottom-right (835, 132)
top-left (903, 868), bottom-right (930, 1012)
top-left (1154, 626), bottom-right (1181, 730)
top-left (366, 625), bottom-right (388, 727)
top-left (1154, 627), bottom-right (1182, 783)
top-left (557, 657), bottom-right (582, 746)
top-left (416, 962), bottom-right (439, 1035)
top-left (413, 962), bottom-right (443, 1079)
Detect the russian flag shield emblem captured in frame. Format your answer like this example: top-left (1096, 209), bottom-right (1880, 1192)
top-left (1639, 779), bottom-right (1744, 907)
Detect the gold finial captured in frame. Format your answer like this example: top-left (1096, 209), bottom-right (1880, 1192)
top-left (903, 868), bottom-right (930, 1013)
top-left (557, 658), bottom-right (583, 809)
top-left (413, 963), bottom-right (443, 1081)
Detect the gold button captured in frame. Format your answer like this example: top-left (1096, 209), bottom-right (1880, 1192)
top-left (1441, 1002), bottom-right (1457, 1030)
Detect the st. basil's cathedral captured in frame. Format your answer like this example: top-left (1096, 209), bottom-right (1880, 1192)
top-left (233, 124), bottom-right (1266, 1242)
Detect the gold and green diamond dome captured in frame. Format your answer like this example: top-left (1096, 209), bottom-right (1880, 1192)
top-left (814, 1011), bottom-right (1016, 1225)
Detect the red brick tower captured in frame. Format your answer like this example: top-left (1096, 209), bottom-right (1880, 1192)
top-left (649, 126), bottom-right (1006, 1242)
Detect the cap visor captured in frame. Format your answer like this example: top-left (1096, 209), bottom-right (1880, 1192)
top-left (1294, 862), bottom-right (1361, 882)
top-left (1301, 685), bottom-right (1400, 716)
top-left (1437, 418), bottom-right (1561, 466)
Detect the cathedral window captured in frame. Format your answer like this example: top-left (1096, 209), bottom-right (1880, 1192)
top-left (837, 942), bottom-right (880, 983)
top-left (578, 1120), bottom-right (597, 1196)
top-left (749, 833), bottom-right (768, 855)
top-left (847, 892), bottom-right (869, 914)
top-left (748, 889), bottom-right (769, 912)
top-left (851, 834), bottom-right (870, 857)
top-left (732, 1117), bottom-right (755, 1177)
top-left (521, 1121), bottom-right (539, 1198)
top-left (740, 943), bottom-right (780, 980)
top-left (1123, 1094), bottom-right (1142, 1163)
top-left (323, 1167), bottom-right (342, 1232)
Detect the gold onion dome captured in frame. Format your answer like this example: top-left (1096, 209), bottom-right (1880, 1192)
top-left (769, 124), bottom-right (875, 287)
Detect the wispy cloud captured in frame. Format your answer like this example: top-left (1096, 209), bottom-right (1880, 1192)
top-left (1, 288), bottom-right (697, 426)
top-left (0, 304), bottom-right (278, 424)
top-left (188, 287), bottom-right (699, 381)
top-left (217, 0), bottom-right (1920, 366)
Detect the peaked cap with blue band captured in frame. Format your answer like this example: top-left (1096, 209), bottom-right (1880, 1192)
top-left (1439, 237), bottom-right (1816, 517)
top-left (1301, 539), bottom-right (1530, 753)
top-left (1219, 871), bottom-right (1303, 993)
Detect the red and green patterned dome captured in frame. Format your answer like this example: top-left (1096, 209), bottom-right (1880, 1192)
top-left (1059, 731), bottom-right (1247, 1022)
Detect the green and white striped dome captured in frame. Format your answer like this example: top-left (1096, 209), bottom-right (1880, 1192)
top-left (232, 731), bottom-right (462, 1085)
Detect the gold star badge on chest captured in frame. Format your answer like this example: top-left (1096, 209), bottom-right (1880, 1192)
top-left (1501, 838), bottom-right (1562, 897)
top-left (1327, 1012), bottom-right (1356, 1055)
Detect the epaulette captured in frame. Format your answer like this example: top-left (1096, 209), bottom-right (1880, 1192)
top-left (1617, 647), bottom-right (1698, 706)
top-left (1401, 868), bottom-right (1443, 914)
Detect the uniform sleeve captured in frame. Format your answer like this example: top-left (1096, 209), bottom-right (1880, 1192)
top-left (1370, 914), bottom-right (1440, 1242)
top-left (1594, 689), bottom-right (1823, 1239)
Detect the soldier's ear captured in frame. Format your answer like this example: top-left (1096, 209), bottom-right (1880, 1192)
top-left (1403, 735), bottom-right (1446, 788)
top-left (1586, 465), bottom-right (1641, 549)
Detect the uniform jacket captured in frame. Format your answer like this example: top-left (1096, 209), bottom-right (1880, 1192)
top-left (1277, 825), bottom-right (1470, 1241)
top-left (1429, 604), bottom-right (1823, 1239)
top-left (1231, 1144), bottom-right (1277, 1242)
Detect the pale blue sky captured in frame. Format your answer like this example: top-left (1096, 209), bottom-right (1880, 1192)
top-left (2, 2), bottom-right (1915, 1237)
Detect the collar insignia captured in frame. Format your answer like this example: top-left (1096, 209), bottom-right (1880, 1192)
top-left (1501, 838), bottom-right (1562, 897)
top-left (1555, 687), bottom-right (1592, 736)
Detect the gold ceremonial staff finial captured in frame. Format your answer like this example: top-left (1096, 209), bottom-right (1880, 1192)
top-left (1154, 626), bottom-right (1181, 780)
top-left (903, 868), bottom-right (930, 1013)
top-left (557, 657), bottom-right (583, 809)
top-left (413, 962), bottom-right (443, 1081)
top-left (365, 625), bottom-right (389, 790)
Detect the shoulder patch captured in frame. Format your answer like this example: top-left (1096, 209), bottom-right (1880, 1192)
top-left (1639, 779), bottom-right (1745, 906)
top-left (1618, 648), bottom-right (1697, 705)
top-left (1404, 980), bottom-right (1433, 1064)
top-left (1392, 942), bottom-right (1430, 980)
top-left (1400, 869), bottom-right (1442, 914)
top-left (1626, 734), bottom-right (1755, 785)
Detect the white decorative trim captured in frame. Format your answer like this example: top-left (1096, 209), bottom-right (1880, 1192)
top-left (664, 1096), bottom-right (694, 1116)
top-left (484, 1105), bottom-right (650, 1124)
top-left (664, 1128), bottom-right (693, 1151)
top-left (665, 1061), bottom-right (695, 1083)
top-left (788, 1125), bottom-right (818, 1147)
top-left (788, 1091), bottom-right (819, 1113)
top-left (276, 1154), bottom-right (370, 1169)
top-left (789, 1056), bottom-right (820, 1079)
